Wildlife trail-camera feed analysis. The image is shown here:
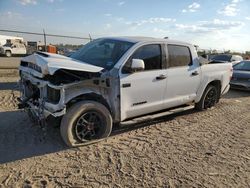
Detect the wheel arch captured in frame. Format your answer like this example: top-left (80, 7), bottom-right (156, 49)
top-left (208, 80), bottom-right (221, 102)
top-left (5, 50), bottom-right (12, 55)
top-left (195, 80), bottom-right (221, 103)
top-left (66, 92), bottom-right (112, 114)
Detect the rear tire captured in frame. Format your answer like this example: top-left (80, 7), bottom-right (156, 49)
top-left (5, 51), bottom-right (11, 57)
top-left (195, 85), bottom-right (218, 111)
top-left (60, 100), bottom-right (112, 147)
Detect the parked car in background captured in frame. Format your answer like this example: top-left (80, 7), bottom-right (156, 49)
top-left (57, 48), bottom-right (77, 57)
top-left (65, 49), bottom-right (77, 57)
top-left (209, 54), bottom-right (243, 65)
top-left (0, 42), bottom-right (27, 57)
top-left (230, 60), bottom-right (250, 91)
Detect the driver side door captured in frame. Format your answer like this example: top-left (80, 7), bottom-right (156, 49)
top-left (119, 44), bottom-right (167, 121)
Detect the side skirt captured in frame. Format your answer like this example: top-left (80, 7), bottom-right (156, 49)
top-left (120, 105), bottom-right (194, 126)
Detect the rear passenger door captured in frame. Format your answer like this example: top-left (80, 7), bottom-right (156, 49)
top-left (163, 44), bottom-right (201, 108)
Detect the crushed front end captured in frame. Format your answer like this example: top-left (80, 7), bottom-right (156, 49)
top-left (19, 71), bottom-right (66, 126)
top-left (18, 52), bottom-right (106, 126)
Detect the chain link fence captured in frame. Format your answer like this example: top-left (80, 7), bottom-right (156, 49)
top-left (0, 29), bottom-right (92, 55)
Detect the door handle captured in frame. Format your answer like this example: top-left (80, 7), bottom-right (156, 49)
top-left (156, 74), bottom-right (167, 80)
top-left (122, 83), bottom-right (131, 88)
top-left (191, 71), bottom-right (199, 76)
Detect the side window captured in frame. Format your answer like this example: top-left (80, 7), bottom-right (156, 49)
top-left (168, 45), bottom-right (192, 68)
top-left (131, 44), bottom-right (162, 71)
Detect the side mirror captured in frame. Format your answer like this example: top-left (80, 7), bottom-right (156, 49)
top-left (131, 59), bottom-right (145, 72)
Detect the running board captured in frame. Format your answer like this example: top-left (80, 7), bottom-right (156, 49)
top-left (120, 105), bottom-right (194, 126)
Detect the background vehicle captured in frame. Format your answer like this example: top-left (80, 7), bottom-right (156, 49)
top-left (230, 60), bottom-right (250, 90)
top-left (57, 48), bottom-right (77, 56)
top-left (209, 54), bottom-right (243, 65)
top-left (0, 35), bottom-right (24, 46)
top-left (18, 37), bottom-right (232, 147)
top-left (26, 41), bottom-right (38, 55)
top-left (0, 42), bottom-right (27, 57)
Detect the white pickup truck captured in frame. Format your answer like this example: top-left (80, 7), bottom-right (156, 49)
top-left (19, 37), bottom-right (232, 147)
top-left (0, 42), bottom-right (27, 57)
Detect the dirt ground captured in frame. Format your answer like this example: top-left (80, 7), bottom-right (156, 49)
top-left (0, 69), bottom-right (249, 188)
top-left (0, 57), bottom-right (20, 69)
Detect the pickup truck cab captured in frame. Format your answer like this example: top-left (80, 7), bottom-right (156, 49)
top-left (0, 42), bottom-right (27, 57)
top-left (19, 37), bottom-right (232, 147)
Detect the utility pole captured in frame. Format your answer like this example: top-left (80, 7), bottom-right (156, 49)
top-left (89, 34), bottom-right (92, 41)
top-left (43, 29), bottom-right (47, 52)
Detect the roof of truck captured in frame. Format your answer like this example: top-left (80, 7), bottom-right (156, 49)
top-left (101, 36), bottom-right (192, 46)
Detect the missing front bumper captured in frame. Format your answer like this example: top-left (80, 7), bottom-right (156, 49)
top-left (19, 98), bottom-right (66, 126)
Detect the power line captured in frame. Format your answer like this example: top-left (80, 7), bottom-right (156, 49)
top-left (0, 29), bottom-right (91, 40)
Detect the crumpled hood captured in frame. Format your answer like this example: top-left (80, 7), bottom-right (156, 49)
top-left (20, 52), bottom-right (104, 76)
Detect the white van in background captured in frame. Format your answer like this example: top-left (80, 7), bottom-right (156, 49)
top-left (0, 43), bottom-right (27, 57)
top-left (0, 35), bottom-right (24, 46)
top-left (0, 35), bottom-right (26, 57)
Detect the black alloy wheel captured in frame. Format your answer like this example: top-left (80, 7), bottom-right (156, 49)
top-left (203, 87), bottom-right (218, 109)
top-left (74, 111), bottom-right (104, 141)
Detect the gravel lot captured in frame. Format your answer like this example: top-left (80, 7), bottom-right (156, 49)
top-left (0, 68), bottom-right (249, 187)
top-left (0, 57), bottom-right (20, 69)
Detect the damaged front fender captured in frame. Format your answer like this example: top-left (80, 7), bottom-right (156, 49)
top-left (19, 71), bottom-right (113, 121)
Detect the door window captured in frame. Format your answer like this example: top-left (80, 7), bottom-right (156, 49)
top-left (123, 44), bottom-right (162, 73)
top-left (133, 44), bottom-right (162, 70)
top-left (168, 45), bottom-right (192, 67)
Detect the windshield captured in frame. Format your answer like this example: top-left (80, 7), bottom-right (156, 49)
top-left (211, 55), bottom-right (232, 62)
top-left (233, 61), bottom-right (250, 71)
top-left (71, 39), bottom-right (134, 70)
top-left (3, 43), bottom-right (11, 47)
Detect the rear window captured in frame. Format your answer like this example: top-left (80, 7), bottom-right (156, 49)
top-left (211, 55), bottom-right (232, 62)
top-left (168, 45), bottom-right (192, 67)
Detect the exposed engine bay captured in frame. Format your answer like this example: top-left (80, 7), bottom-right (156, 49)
top-left (18, 52), bottom-right (114, 126)
top-left (44, 69), bottom-right (101, 85)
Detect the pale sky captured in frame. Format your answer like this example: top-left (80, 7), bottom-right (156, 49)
top-left (0, 0), bottom-right (250, 52)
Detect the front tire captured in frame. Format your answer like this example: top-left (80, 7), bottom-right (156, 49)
top-left (60, 101), bottom-right (112, 147)
top-left (5, 51), bottom-right (12, 57)
top-left (195, 85), bottom-right (218, 111)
